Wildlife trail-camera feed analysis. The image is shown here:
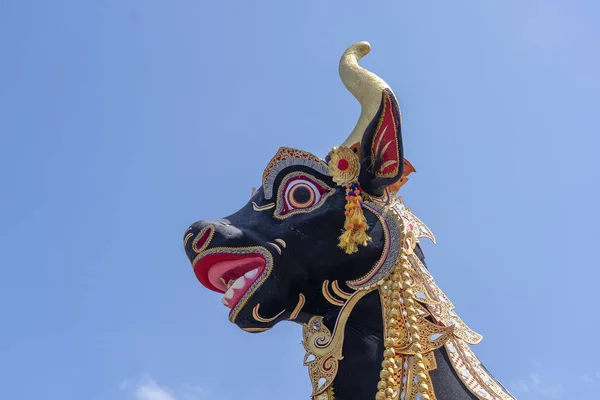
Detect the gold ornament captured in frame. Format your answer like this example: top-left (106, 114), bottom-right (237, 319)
top-left (302, 289), bottom-right (374, 398)
top-left (337, 182), bottom-right (371, 254)
top-left (374, 231), bottom-right (444, 400)
top-left (322, 280), bottom-right (346, 306)
top-left (251, 303), bottom-right (286, 323)
top-left (289, 293), bottom-right (306, 320)
top-left (327, 146), bottom-right (361, 186)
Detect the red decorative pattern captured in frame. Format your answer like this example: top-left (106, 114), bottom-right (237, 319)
top-left (371, 91), bottom-right (400, 178)
top-left (322, 356), bottom-right (334, 371)
top-left (446, 341), bottom-right (480, 392)
top-left (192, 226), bottom-right (214, 254)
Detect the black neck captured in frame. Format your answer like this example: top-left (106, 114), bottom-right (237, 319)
top-left (321, 290), bottom-right (384, 400)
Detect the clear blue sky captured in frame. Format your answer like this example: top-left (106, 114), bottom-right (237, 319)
top-left (1, 1), bottom-right (599, 399)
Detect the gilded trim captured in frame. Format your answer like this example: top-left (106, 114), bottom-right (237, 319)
top-left (322, 280), bottom-right (345, 306)
top-left (252, 202), bottom-right (275, 211)
top-left (183, 232), bottom-right (193, 247)
top-left (289, 293), bottom-right (306, 320)
top-left (252, 304), bottom-right (286, 323)
top-left (242, 327), bottom-right (271, 333)
top-left (267, 242), bottom-right (282, 255)
top-left (331, 280), bottom-right (353, 300)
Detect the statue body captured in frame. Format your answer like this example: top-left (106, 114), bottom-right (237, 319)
top-left (184, 42), bottom-right (515, 400)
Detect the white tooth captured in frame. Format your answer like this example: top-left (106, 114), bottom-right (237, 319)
top-left (232, 276), bottom-right (245, 290)
top-left (244, 269), bottom-right (258, 279)
top-left (224, 287), bottom-right (234, 299)
top-left (222, 298), bottom-right (230, 307)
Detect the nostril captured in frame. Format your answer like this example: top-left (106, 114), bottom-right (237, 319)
top-left (192, 225), bottom-right (215, 253)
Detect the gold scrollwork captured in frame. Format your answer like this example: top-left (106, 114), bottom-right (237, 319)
top-left (302, 289), bottom-right (374, 397)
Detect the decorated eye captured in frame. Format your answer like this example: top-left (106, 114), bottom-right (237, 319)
top-left (286, 180), bottom-right (318, 209)
top-left (275, 173), bottom-right (334, 218)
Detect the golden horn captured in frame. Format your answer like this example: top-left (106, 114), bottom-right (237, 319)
top-left (338, 41), bottom-right (396, 148)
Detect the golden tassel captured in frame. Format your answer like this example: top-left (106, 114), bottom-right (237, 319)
top-left (338, 183), bottom-right (371, 254)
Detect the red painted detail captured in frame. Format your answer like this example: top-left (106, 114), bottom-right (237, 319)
top-left (338, 159), bottom-right (349, 171)
top-left (194, 228), bottom-right (212, 251)
top-left (194, 252), bottom-right (266, 294)
top-left (372, 94), bottom-right (400, 177)
top-left (279, 175), bottom-right (330, 216)
top-left (322, 355), bottom-right (334, 371)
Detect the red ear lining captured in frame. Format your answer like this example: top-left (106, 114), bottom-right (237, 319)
top-left (371, 91), bottom-right (401, 179)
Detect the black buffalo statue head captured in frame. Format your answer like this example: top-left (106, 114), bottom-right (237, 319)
top-left (183, 41), bottom-right (410, 331)
top-left (182, 42), bottom-right (515, 400)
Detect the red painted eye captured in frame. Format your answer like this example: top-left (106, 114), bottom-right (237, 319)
top-left (276, 174), bottom-right (333, 218)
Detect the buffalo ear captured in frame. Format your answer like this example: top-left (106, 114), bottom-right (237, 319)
top-left (358, 89), bottom-right (404, 197)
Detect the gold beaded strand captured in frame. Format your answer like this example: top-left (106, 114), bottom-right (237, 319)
top-left (376, 271), bottom-right (399, 399)
top-left (400, 252), bottom-right (430, 400)
top-left (376, 254), bottom-right (404, 400)
top-left (376, 248), bottom-right (430, 400)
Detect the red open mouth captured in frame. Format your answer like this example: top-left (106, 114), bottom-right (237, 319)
top-left (193, 252), bottom-right (267, 313)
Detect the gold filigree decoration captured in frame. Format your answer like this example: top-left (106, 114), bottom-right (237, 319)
top-left (262, 147), bottom-right (329, 199)
top-left (314, 386), bottom-right (335, 400)
top-left (400, 352), bottom-right (438, 400)
top-left (445, 338), bottom-right (516, 399)
top-left (407, 253), bottom-right (482, 345)
top-left (302, 289), bottom-right (374, 397)
top-left (374, 229), bottom-right (456, 400)
top-left (395, 198), bottom-right (436, 244)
